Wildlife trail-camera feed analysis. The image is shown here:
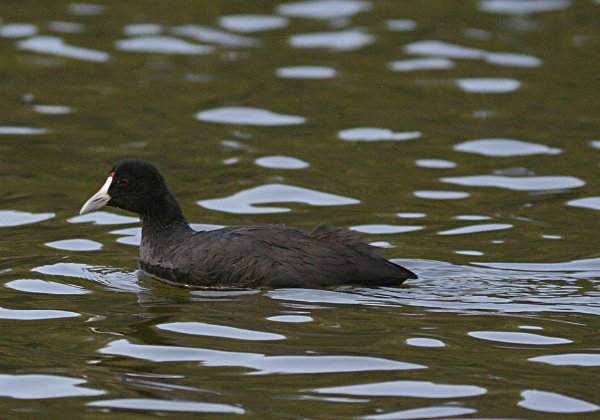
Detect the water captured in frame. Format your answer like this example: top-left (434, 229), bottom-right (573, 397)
top-left (1, 0), bottom-right (599, 417)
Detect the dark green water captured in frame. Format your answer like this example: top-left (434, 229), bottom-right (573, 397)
top-left (1, 0), bottom-right (600, 417)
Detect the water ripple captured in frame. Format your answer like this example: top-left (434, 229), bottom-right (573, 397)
top-left (454, 138), bottom-right (561, 156)
top-left (441, 175), bottom-right (585, 191)
top-left (115, 36), bottom-right (214, 55)
top-left (17, 36), bottom-right (109, 62)
top-left (197, 184), bottom-right (359, 214)
top-left (314, 380), bottom-right (486, 398)
top-left (99, 339), bottom-right (425, 374)
top-left (218, 15), bottom-right (288, 33)
top-left (88, 398), bottom-right (244, 414)
top-left (157, 321), bottom-right (286, 341)
top-left (289, 29), bottom-right (374, 51)
top-left (518, 390), bottom-right (598, 413)
top-left (196, 107), bottom-right (306, 126)
top-left (0, 374), bottom-right (104, 399)
top-left (277, 0), bottom-right (372, 20)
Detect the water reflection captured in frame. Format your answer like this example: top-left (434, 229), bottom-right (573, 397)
top-left (254, 155), bottom-right (310, 169)
top-left (17, 36), bottom-right (110, 62)
top-left (171, 25), bottom-right (260, 47)
top-left (454, 139), bottom-right (561, 156)
top-left (0, 126), bottom-right (48, 135)
top-left (456, 78), bottom-right (521, 93)
top-left (0, 374), bottom-right (104, 399)
top-left (314, 380), bottom-right (486, 398)
top-left (0, 210), bottom-right (54, 227)
top-left (5, 279), bottom-right (89, 295)
top-left (441, 175), bottom-right (585, 191)
top-left (276, 0), bottom-right (372, 20)
top-left (338, 127), bottom-right (421, 142)
top-left (276, 66), bottom-right (336, 79)
top-left (365, 406), bottom-right (476, 420)
top-left (0, 307), bottom-right (80, 320)
top-left (197, 184), bottom-right (359, 214)
top-left (478, 0), bottom-right (571, 15)
top-left (518, 389), bottom-right (598, 414)
top-left (289, 29), bottom-right (374, 51)
top-left (218, 15), bottom-right (288, 33)
top-left (88, 399), bottom-right (245, 414)
top-left (100, 339), bottom-right (425, 374)
top-left (196, 107), bottom-right (306, 126)
top-left (115, 36), bottom-right (214, 55)
top-left (468, 330), bottom-right (571, 345)
top-left (157, 321), bottom-right (286, 341)
top-left (0, 23), bottom-right (38, 38)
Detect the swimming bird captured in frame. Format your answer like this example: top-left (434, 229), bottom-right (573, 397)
top-left (80, 159), bottom-right (417, 288)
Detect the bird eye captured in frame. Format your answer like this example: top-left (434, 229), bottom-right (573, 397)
top-left (120, 178), bottom-right (129, 188)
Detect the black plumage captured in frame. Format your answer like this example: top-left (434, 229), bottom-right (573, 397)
top-left (80, 159), bottom-right (417, 288)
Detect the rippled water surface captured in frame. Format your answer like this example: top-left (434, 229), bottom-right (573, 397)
top-left (1, 0), bottom-right (600, 417)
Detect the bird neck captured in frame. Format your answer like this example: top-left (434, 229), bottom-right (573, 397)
top-left (140, 191), bottom-right (192, 234)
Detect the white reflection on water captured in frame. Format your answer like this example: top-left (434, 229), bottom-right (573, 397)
top-left (529, 353), bottom-right (600, 366)
top-left (479, 0), bottom-right (571, 15)
top-left (276, 66), bottom-right (336, 79)
top-left (33, 104), bottom-right (72, 114)
top-left (338, 127), bottom-right (421, 142)
top-left (48, 21), bottom-right (84, 33)
top-left (88, 399), bottom-right (245, 414)
top-left (0, 126), bottom-right (48, 135)
top-left (115, 36), bottom-right (214, 55)
top-left (441, 175), bottom-right (584, 191)
top-left (196, 107), bottom-right (306, 126)
top-left (404, 40), bottom-right (486, 59)
top-left (365, 406), bottom-right (476, 420)
top-left (0, 210), bottom-right (54, 227)
top-left (415, 159), bottom-right (456, 168)
top-left (414, 190), bottom-right (469, 199)
top-left (438, 223), bottom-right (513, 235)
top-left (0, 307), bottom-right (80, 320)
top-left (32, 262), bottom-right (142, 292)
top-left (289, 29), bottom-right (374, 51)
top-left (68, 3), bottom-right (105, 16)
top-left (0, 23), bottom-right (38, 38)
top-left (198, 184), bottom-right (359, 214)
top-left (518, 390), bottom-right (598, 413)
top-left (350, 224), bottom-right (423, 234)
top-left (567, 197), bottom-right (600, 211)
top-left (404, 40), bottom-right (542, 69)
top-left (123, 23), bottom-right (163, 36)
top-left (171, 25), bottom-right (260, 47)
top-left (99, 339), bottom-right (425, 374)
top-left (405, 338), bottom-right (446, 348)
top-left (255, 155), bottom-right (309, 169)
top-left (5, 279), bottom-right (90, 295)
top-left (0, 374), bottom-right (104, 399)
top-left (456, 78), bottom-right (521, 93)
top-left (218, 15), bottom-right (289, 33)
top-left (17, 36), bottom-right (110, 62)
top-left (454, 138), bottom-right (561, 156)
top-left (157, 321), bottom-right (286, 341)
top-left (314, 380), bottom-right (486, 398)
top-left (468, 330), bottom-right (571, 345)
top-left (45, 238), bottom-right (103, 251)
top-left (485, 52), bottom-right (543, 67)
top-left (386, 19), bottom-right (417, 32)
top-left (389, 58), bottom-right (454, 72)
top-left (277, 0), bottom-right (372, 20)
top-left (68, 210), bottom-right (139, 225)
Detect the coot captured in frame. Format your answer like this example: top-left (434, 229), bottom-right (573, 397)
top-left (80, 159), bottom-right (417, 288)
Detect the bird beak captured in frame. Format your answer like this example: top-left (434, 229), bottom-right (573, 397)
top-left (80, 175), bottom-right (113, 215)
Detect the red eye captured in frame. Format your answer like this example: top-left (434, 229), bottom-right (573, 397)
top-left (120, 178), bottom-right (129, 188)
